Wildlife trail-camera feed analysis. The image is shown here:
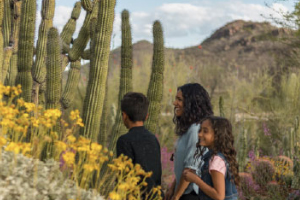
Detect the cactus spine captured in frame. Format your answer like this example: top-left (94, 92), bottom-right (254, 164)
top-left (32, 0), bottom-right (55, 105)
top-left (46, 27), bottom-right (62, 122)
top-left (15, 0), bottom-right (36, 102)
top-left (61, 60), bottom-right (81, 109)
top-left (109, 9), bottom-right (133, 151)
top-left (80, 0), bottom-right (116, 141)
top-left (145, 20), bottom-right (164, 134)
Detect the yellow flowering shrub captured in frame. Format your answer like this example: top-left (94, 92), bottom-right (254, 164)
top-left (0, 83), bottom-right (162, 200)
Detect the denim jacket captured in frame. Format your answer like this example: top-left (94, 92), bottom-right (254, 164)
top-left (198, 150), bottom-right (238, 200)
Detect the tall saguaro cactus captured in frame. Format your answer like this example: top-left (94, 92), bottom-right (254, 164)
top-left (0, 0), bottom-right (4, 82)
top-left (4, 1), bottom-right (21, 86)
top-left (145, 20), bottom-right (165, 134)
top-left (46, 28), bottom-right (62, 111)
top-left (32, 0), bottom-right (55, 104)
top-left (15, 0), bottom-right (36, 102)
top-left (80, 0), bottom-right (116, 141)
top-left (109, 9), bottom-right (133, 151)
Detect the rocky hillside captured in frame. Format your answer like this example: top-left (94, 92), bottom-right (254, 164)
top-left (108, 20), bottom-right (295, 76)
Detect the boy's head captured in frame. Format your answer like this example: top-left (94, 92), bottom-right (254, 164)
top-left (121, 92), bottom-right (149, 123)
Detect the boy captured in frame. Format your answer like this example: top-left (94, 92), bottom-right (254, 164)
top-left (116, 92), bottom-right (163, 197)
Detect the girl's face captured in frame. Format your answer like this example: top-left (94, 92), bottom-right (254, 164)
top-left (198, 119), bottom-right (215, 149)
top-left (173, 90), bottom-right (184, 117)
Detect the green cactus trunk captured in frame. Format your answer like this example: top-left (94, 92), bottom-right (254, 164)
top-left (60, 1), bottom-right (81, 54)
top-left (5, 1), bottom-right (21, 86)
top-left (219, 96), bottom-right (225, 117)
top-left (68, 0), bottom-right (99, 62)
top-left (46, 27), bottom-right (62, 132)
top-left (32, 0), bottom-right (55, 106)
top-left (145, 20), bottom-right (164, 134)
top-left (98, 78), bottom-right (108, 146)
top-left (108, 9), bottom-right (133, 151)
top-left (80, 0), bottom-right (116, 141)
top-left (0, 0), bottom-right (4, 82)
top-left (61, 60), bottom-right (81, 109)
top-left (15, 0), bottom-right (36, 102)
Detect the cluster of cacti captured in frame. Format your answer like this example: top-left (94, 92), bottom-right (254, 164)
top-left (145, 20), bottom-right (164, 134)
top-left (251, 159), bottom-right (275, 188)
top-left (1, 0), bottom-right (165, 161)
top-left (108, 9), bottom-right (133, 151)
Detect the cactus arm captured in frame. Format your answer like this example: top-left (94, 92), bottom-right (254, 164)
top-left (108, 9), bottom-right (133, 151)
top-left (15, 0), bottom-right (36, 102)
top-left (80, 0), bottom-right (116, 141)
top-left (68, 0), bottom-right (99, 62)
top-left (60, 1), bottom-right (81, 54)
top-left (145, 20), bottom-right (165, 134)
top-left (61, 60), bottom-right (81, 109)
top-left (81, 0), bottom-right (93, 12)
top-left (32, 0), bottom-right (55, 84)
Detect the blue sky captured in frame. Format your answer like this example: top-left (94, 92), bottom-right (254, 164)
top-left (37, 0), bottom-right (295, 49)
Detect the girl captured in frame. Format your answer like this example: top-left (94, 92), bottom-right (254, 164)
top-left (183, 116), bottom-right (239, 200)
top-left (165, 83), bottom-right (213, 200)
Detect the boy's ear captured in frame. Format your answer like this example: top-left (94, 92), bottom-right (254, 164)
top-left (145, 113), bottom-right (149, 121)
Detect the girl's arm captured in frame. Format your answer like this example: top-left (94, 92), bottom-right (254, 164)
top-left (172, 176), bottom-right (190, 200)
top-left (164, 178), bottom-right (176, 200)
top-left (183, 169), bottom-right (225, 200)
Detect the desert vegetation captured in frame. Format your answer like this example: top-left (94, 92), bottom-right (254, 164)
top-left (0, 0), bottom-right (300, 199)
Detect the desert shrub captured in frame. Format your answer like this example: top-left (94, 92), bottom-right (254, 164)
top-left (251, 159), bottom-right (275, 188)
top-left (239, 172), bottom-right (260, 199)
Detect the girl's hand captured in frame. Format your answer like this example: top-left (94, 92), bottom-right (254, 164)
top-left (183, 168), bottom-right (198, 183)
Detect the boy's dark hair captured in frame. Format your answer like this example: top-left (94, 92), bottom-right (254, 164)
top-left (121, 92), bottom-right (149, 122)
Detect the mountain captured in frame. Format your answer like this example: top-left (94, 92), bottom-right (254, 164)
top-left (108, 20), bottom-right (294, 76)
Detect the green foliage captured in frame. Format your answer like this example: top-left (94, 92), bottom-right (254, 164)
top-left (252, 159), bottom-right (275, 188)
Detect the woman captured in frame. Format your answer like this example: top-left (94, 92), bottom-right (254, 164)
top-left (165, 83), bottom-right (213, 200)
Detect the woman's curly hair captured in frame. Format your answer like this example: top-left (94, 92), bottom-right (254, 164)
top-left (195, 116), bottom-right (240, 187)
top-left (173, 83), bottom-right (213, 136)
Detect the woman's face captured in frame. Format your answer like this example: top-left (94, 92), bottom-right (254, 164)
top-left (173, 90), bottom-right (184, 117)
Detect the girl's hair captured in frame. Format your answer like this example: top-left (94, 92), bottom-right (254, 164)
top-left (195, 116), bottom-right (240, 187)
top-left (173, 83), bottom-right (213, 136)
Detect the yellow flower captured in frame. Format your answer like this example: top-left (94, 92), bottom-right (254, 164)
top-left (67, 135), bottom-right (76, 143)
top-left (0, 136), bottom-right (7, 147)
top-left (108, 191), bottom-right (121, 200)
top-left (62, 151), bottom-right (75, 167)
top-left (5, 142), bottom-right (21, 154)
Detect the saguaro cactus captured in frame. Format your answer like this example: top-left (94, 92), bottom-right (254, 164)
top-left (80, 0), bottom-right (116, 141)
top-left (109, 9), bottom-right (133, 151)
top-left (32, 0), bottom-right (55, 105)
top-left (46, 27), bottom-right (62, 113)
top-left (15, 0), bottom-right (36, 102)
top-left (0, 0), bottom-right (4, 82)
top-left (4, 0), bottom-right (21, 86)
top-left (145, 20), bottom-right (165, 134)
